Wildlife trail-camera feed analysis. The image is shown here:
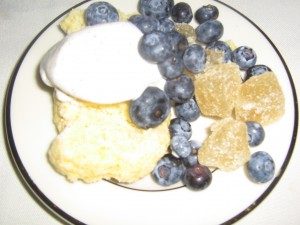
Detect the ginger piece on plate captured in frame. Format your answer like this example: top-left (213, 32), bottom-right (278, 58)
top-left (235, 72), bottom-right (285, 125)
top-left (60, 9), bottom-right (86, 34)
top-left (194, 63), bottom-right (242, 118)
top-left (175, 23), bottom-right (196, 44)
top-left (205, 49), bottom-right (225, 65)
top-left (198, 118), bottom-right (250, 171)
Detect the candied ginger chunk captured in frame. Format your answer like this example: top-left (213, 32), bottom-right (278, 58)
top-left (205, 49), bottom-right (225, 65)
top-left (60, 9), bottom-right (86, 34)
top-left (235, 72), bottom-right (285, 125)
top-left (194, 63), bottom-right (242, 118)
top-left (175, 23), bottom-right (196, 43)
top-left (198, 118), bottom-right (250, 171)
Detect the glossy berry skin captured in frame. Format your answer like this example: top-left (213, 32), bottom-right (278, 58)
top-left (158, 54), bottom-right (184, 80)
top-left (164, 75), bottom-right (194, 103)
top-left (157, 18), bottom-right (175, 33)
top-left (207, 41), bottom-right (232, 62)
top-left (232, 46), bottom-right (257, 70)
top-left (171, 135), bottom-right (192, 158)
top-left (246, 151), bottom-right (275, 183)
top-left (195, 5), bottom-right (219, 24)
top-left (245, 64), bottom-right (271, 81)
top-left (152, 154), bottom-right (185, 186)
top-left (182, 164), bottom-right (212, 191)
top-left (175, 98), bottom-right (200, 122)
top-left (195, 20), bottom-right (224, 44)
top-left (246, 121), bottom-right (265, 147)
top-left (138, 31), bottom-right (172, 63)
top-left (129, 87), bottom-right (170, 129)
top-left (183, 44), bottom-right (206, 73)
top-left (171, 2), bottom-right (193, 23)
top-left (129, 15), bottom-right (159, 34)
top-left (169, 118), bottom-right (192, 139)
top-left (166, 30), bottom-right (189, 56)
top-left (138, 0), bottom-right (174, 19)
top-left (85, 2), bottom-right (119, 26)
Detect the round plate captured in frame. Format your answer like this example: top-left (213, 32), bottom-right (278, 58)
top-left (5, 0), bottom-right (298, 224)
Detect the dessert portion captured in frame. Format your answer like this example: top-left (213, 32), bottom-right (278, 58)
top-left (41, 18), bottom-right (170, 183)
top-left (40, 0), bottom-right (286, 190)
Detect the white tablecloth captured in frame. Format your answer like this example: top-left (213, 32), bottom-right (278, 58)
top-left (1, 1), bottom-right (299, 224)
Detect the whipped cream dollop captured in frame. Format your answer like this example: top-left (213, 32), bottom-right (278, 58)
top-left (40, 22), bottom-right (163, 104)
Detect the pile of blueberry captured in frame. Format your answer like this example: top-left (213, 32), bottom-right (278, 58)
top-left (84, 0), bottom-right (276, 190)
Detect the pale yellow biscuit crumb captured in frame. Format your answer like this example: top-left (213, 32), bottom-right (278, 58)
top-left (225, 40), bottom-right (237, 51)
top-left (60, 9), bottom-right (86, 34)
top-left (198, 117), bottom-right (250, 171)
top-left (49, 97), bottom-right (170, 183)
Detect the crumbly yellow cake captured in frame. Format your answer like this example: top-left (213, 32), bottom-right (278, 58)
top-left (60, 9), bottom-right (86, 34)
top-left (49, 96), bottom-right (170, 183)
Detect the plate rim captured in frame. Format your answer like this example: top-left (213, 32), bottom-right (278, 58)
top-left (4, 0), bottom-right (299, 224)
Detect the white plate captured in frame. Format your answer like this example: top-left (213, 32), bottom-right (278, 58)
top-left (5, 0), bottom-right (298, 224)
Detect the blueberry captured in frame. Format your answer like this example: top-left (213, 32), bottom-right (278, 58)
top-left (170, 135), bottom-right (192, 158)
top-left (183, 44), bottom-right (206, 73)
top-left (85, 2), bottom-right (119, 26)
top-left (182, 142), bottom-right (201, 167)
top-left (190, 140), bottom-right (201, 151)
top-left (195, 5), bottom-right (219, 24)
top-left (129, 87), bottom-right (170, 129)
top-left (152, 154), bottom-right (185, 186)
top-left (169, 118), bottom-right (192, 139)
top-left (164, 75), bottom-right (194, 103)
top-left (232, 46), bottom-right (257, 70)
top-left (138, 0), bottom-right (174, 19)
top-left (245, 64), bottom-right (271, 81)
top-left (158, 54), bottom-right (184, 80)
top-left (138, 31), bottom-right (172, 63)
top-left (157, 18), bottom-right (175, 33)
top-left (166, 30), bottom-right (189, 56)
top-left (175, 98), bottom-right (200, 122)
top-left (207, 41), bottom-right (232, 62)
top-left (182, 154), bottom-right (198, 167)
top-left (195, 20), bottom-right (224, 44)
top-left (129, 14), bottom-right (159, 34)
top-left (171, 2), bottom-right (193, 23)
top-left (182, 164), bottom-right (212, 191)
top-left (246, 121), bottom-right (265, 147)
top-left (246, 151), bottom-right (275, 183)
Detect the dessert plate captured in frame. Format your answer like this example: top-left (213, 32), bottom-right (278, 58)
top-left (5, 0), bottom-right (298, 224)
